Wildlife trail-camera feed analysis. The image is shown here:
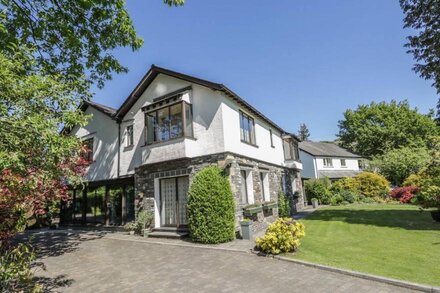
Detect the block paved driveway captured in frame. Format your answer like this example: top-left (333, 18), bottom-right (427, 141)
top-left (26, 230), bottom-right (417, 293)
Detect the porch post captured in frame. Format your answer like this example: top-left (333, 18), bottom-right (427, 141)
top-left (121, 185), bottom-right (127, 225)
top-left (105, 185), bottom-right (110, 226)
top-left (82, 187), bottom-right (87, 225)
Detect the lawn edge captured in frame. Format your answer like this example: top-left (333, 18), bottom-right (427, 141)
top-left (251, 251), bottom-right (440, 293)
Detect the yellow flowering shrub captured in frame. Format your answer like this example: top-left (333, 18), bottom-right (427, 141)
top-left (256, 218), bottom-right (305, 255)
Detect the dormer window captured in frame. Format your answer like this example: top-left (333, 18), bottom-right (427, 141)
top-left (144, 90), bottom-right (193, 144)
top-left (283, 138), bottom-right (299, 161)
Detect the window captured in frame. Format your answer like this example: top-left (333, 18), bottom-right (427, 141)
top-left (358, 160), bottom-right (364, 169)
top-left (323, 158), bottom-right (333, 167)
top-left (283, 139), bottom-right (300, 161)
top-left (260, 172), bottom-right (270, 201)
top-left (126, 125), bottom-right (134, 146)
top-left (240, 170), bottom-right (249, 204)
top-left (340, 159), bottom-right (346, 167)
top-left (269, 129), bottom-right (274, 147)
top-left (240, 111), bottom-right (256, 145)
top-left (82, 138), bottom-right (94, 162)
top-left (145, 102), bottom-right (192, 144)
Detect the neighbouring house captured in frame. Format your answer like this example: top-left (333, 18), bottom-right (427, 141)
top-left (62, 65), bottom-right (304, 236)
top-left (299, 140), bottom-right (364, 181)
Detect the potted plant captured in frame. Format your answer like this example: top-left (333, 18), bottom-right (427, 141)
top-left (311, 198), bottom-right (319, 209)
top-left (262, 201), bottom-right (277, 211)
top-left (242, 203), bottom-right (263, 217)
top-left (240, 218), bottom-right (252, 240)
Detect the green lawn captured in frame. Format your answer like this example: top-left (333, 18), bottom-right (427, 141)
top-left (292, 204), bottom-right (440, 286)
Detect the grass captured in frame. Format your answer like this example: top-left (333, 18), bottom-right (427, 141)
top-left (291, 204), bottom-right (440, 287)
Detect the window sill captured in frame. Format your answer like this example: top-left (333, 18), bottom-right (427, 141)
top-left (241, 140), bottom-right (258, 148)
top-left (141, 135), bottom-right (196, 147)
top-left (271, 145), bottom-right (275, 148)
top-left (123, 145), bottom-right (134, 151)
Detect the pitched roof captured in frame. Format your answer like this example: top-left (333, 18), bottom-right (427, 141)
top-left (82, 100), bottom-right (117, 119)
top-left (318, 170), bottom-right (361, 179)
top-left (114, 65), bottom-right (298, 139)
top-left (299, 141), bottom-right (362, 158)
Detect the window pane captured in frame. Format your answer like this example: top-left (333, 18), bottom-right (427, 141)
top-left (283, 140), bottom-right (292, 160)
top-left (157, 107), bottom-right (170, 141)
top-left (170, 103), bottom-right (183, 138)
top-left (249, 117), bottom-right (255, 144)
top-left (126, 125), bottom-right (133, 146)
top-left (185, 103), bottom-right (193, 136)
top-left (240, 170), bottom-right (248, 204)
top-left (341, 159), bottom-right (346, 167)
top-left (146, 113), bottom-right (155, 144)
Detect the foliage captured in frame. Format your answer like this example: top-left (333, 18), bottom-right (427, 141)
top-left (400, 0), bottom-right (440, 120)
top-left (330, 177), bottom-right (360, 194)
top-left (390, 186), bottom-right (420, 204)
top-left (297, 123), bottom-right (311, 141)
top-left (414, 137), bottom-right (440, 210)
top-left (278, 190), bottom-right (291, 217)
top-left (337, 100), bottom-right (438, 157)
top-left (164, 0), bottom-right (185, 6)
top-left (370, 146), bottom-right (430, 185)
top-left (304, 178), bottom-right (332, 204)
top-left (354, 172), bottom-right (390, 198)
top-left (124, 210), bottom-right (154, 235)
top-left (187, 166), bottom-right (235, 244)
top-left (256, 218), bottom-right (305, 255)
top-left (403, 174), bottom-right (423, 187)
top-left (0, 0), bottom-right (143, 91)
top-left (0, 242), bottom-right (42, 292)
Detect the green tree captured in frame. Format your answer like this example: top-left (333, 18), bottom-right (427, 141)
top-left (337, 100), bottom-right (438, 157)
top-left (400, 1), bottom-right (440, 120)
top-left (297, 123), bottom-right (310, 141)
top-left (370, 146), bottom-right (430, 186)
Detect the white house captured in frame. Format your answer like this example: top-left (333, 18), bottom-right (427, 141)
top-left (64, 65), bottom-right (304, 235)
top-left (299, 141), bottom-right (364, 180)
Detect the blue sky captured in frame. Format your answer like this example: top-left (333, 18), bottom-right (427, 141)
top-left (92, 0), bottom-right (438, 141)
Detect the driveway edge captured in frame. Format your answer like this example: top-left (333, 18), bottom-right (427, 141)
top-left (250, 251), bottom-right (439, 293)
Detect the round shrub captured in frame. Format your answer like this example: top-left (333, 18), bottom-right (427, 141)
top-left (355, 172), bottom-right (390, 198)
top-left (330, 177), bottom-right (360, 194)
top-left (403, 174), bottom-right (423, 187)
top-left (390, 186), bottom-right (420, 203)
top-left (256, 218), bottom-right (305, 254)
top-left (187, 166), bottom-right (235, 244)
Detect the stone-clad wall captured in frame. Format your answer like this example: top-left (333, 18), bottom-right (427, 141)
top-left (134, 152), bottom-right (304, 232)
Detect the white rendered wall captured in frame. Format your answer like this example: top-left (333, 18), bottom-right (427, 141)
top-left (119, 74), bottom-right (226, 175)
top-left (315, 157), bottom-right (360, 171)
top-left (70, 107), bottom-right (119, 181)
top-left (299, 151), bottom-right (317, 179)
top-left (221, 98), bottom-right (286, 167)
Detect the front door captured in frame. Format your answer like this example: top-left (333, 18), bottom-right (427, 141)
top-left (160, 176), bottom-right (189, 227)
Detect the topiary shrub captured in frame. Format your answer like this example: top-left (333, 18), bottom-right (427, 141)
top-left (278, 190), bottom-right (291, 217)
top-left (256, 218), bottom-right (305, 254)
top-left (187, 166), bottom-right (235, 244)
top-left (354, 172), bottom-right (390, 198)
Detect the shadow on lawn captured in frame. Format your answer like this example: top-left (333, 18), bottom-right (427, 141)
top-left (305, 208), bottom-right (440, 231)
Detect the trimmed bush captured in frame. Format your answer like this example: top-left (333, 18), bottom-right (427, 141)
top-left (278, 190), bottom-right (291, 217)
top-left (256, 218), bottom-right (305, 254)
top-left (187, 166), bottom-right (235, 244)
top-left (355, 172), bottom-right (390, 198)
top-left (330, 177), bottom-right (360, 194)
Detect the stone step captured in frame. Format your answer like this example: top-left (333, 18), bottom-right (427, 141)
top-left (152, 226), bottom-right (189, 233)
top-left (148, 230), bottom-right (189, 239)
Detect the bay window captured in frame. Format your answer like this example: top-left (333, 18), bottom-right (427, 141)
top-left (145, 101), bottom-right (193, 144)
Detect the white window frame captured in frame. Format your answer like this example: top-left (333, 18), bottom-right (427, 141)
top-left (126, 125), bottom-right (134, 147)
top-left (323, 158), bottom-right (333, 168)
top-left (240, 169), bottom-right (254, 204)
top-left (260, 172), bottom-right (270, 202)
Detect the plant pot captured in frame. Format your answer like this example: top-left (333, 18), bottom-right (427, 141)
top-left (143, 229), bottom-right (150, 238)
top-left (243, 205), bottom-right (263, 217)
top-left (262, 202), bottom-right (277, 211)
top-left (240, 220), bottom-right (252, 240)
top-left (431, 210), bottom-right (440, 222)
top-left (312, 200), bottom-right (319, 209)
